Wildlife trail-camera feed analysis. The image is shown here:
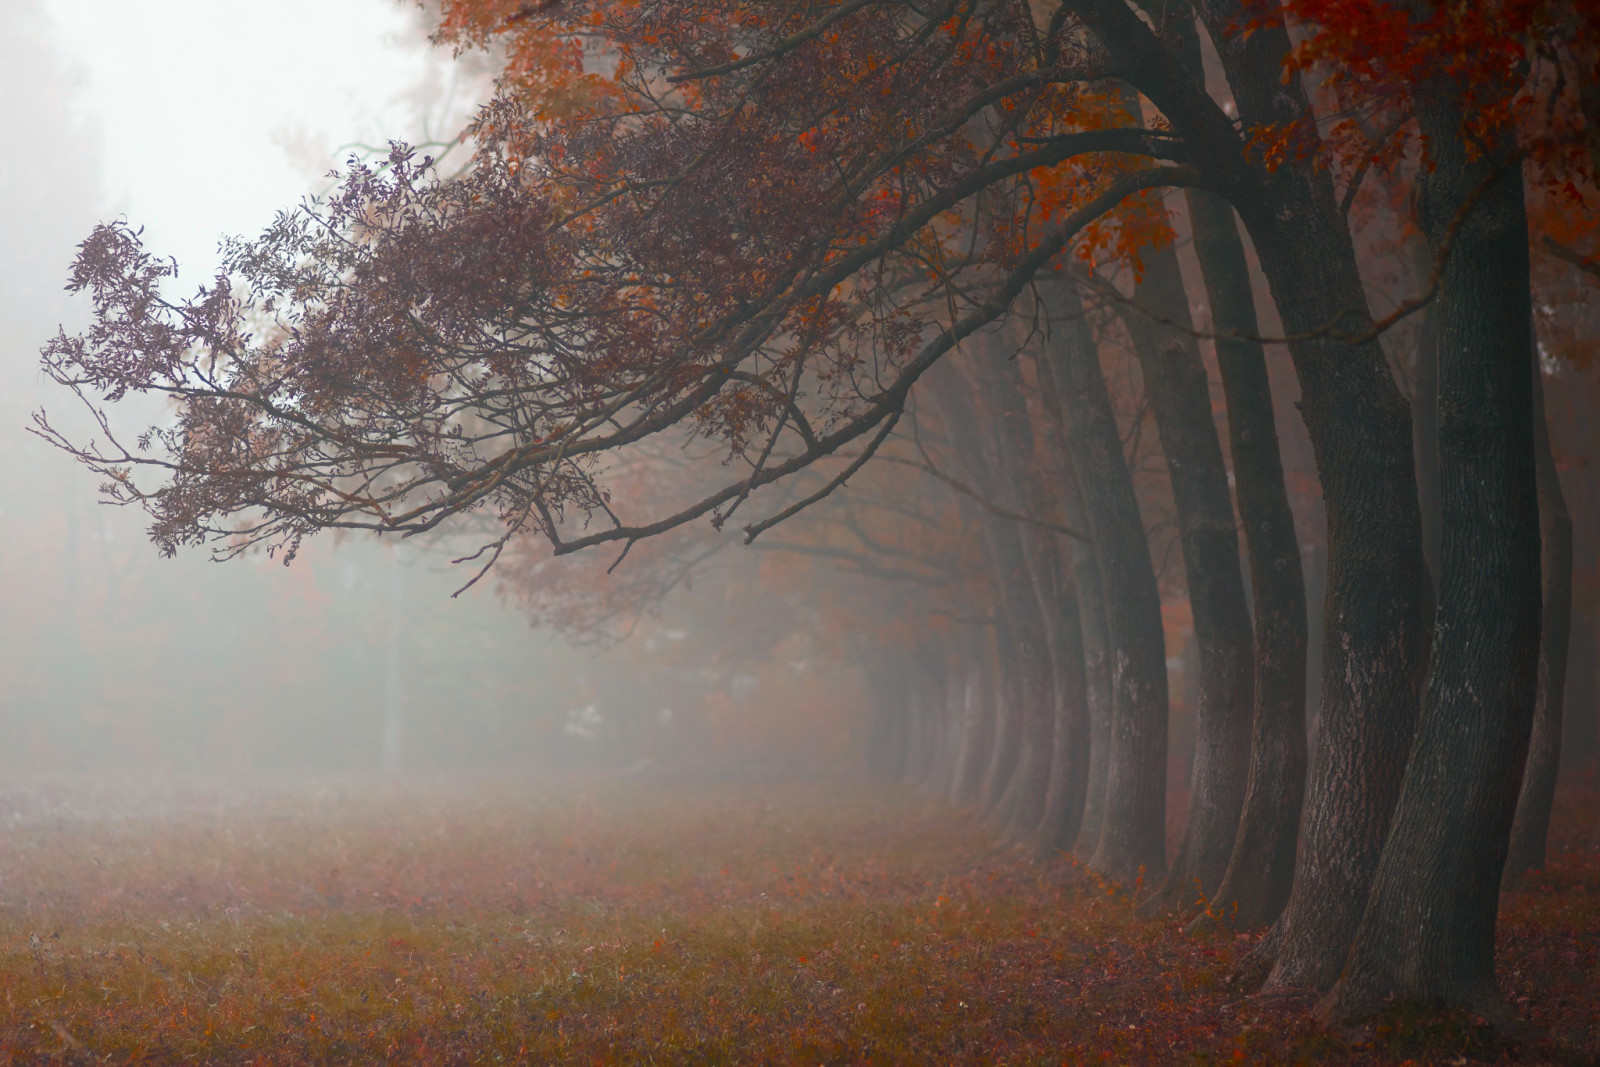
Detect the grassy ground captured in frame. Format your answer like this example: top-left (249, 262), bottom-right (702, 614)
top-left (0, 771), bottom-right (1594, 1064)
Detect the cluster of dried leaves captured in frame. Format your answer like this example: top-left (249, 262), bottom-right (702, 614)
top-left (0, 773), bottom-right (1593, 1064)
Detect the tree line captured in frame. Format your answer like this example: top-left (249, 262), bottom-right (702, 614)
top-left (36, 0), bottom-right (1600, 1025)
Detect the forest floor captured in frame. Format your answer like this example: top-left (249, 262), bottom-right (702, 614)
top-left (0, 770), bottom-right (1594, 1065)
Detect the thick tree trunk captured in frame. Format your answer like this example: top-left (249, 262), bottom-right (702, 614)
top-left (1033, 348), bottom-right (1115, 858)
top-left (1072, 0), bottom-right (1430, 986)
top-left (929, 365), bottom-right (1059, 840)
top-left (1045, 278), bottom-right (1169, 885)
top-left (979, 355), bottom-right (1092, 853)
top-left (1170, 3), bottom-right (1431, 992)
top-left (1029, 539), bottom-right (1092, 858)
top-left (1066, 472), bottom-right (1114, 856)
top-left (1505, 361), bottom-right (1573, 877)
top-left (1119, 218), bottom-right (1256, 916)
top-left (983, 523), bottom-right (1057, 840)
top-left (1322, 114), bottom-right (1540, 1021)
top-left (1185, 188), bottom-right (1309, 930)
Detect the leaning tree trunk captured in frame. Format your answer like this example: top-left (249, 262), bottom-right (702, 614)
top-left (1072, 0), bottom-right (1430, 986)
top-left (930, 363), bottom-right (1060, 839)
top-left (1035, 353), bottom-right (1110, 858)
top-left (1121, 0), bottom-right (1433, 992)
top-left (1118, 209), bottom-right (1256, 916)
top-left (1508, 355), bottom-right (1573, 877)
top-left (1030, 546), bottom-right (1091, 858)
top-left (982, 515), bottom-right (1059, 840)
top-left (1142, 10), bottom-right (1311, 930)
top-left (979, 353), bottom-right (1092, 854)
top-left (1322, 107), bottom-right (1541, 1021)
top-left (1184, 185), bottom-right (1309, 930)
top-left (1046, 277), bottom-right (1169, 885)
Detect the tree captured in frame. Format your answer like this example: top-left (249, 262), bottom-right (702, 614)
top-left (39, 0), bottom-right (1596, 1024)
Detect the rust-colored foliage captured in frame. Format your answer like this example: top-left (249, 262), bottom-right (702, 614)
top-left (37, 0), bottom-right (1193, 573)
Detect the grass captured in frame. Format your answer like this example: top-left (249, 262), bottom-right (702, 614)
top-left (0, 771), bottom-right (1594, 1064)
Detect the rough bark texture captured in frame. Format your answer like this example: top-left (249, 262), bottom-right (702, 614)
top-left (1120, 220), bottom-right (1256, 916)
top-left (1036, 352), bottom-right (1112, 858)
top-left (1151, 0), bottom-right (1430, 991)
top-left (1046, 279), bottom-right (1169, 885)
top-left (1505, 361), bottom-right (1573, 878)
top-left (1070, 0), bottom-right (1428, 986)
top-left (1155, 11), bottom-right (1310, 929)
top-left (1322, 112), bottom-right (1540, 1020)
top-left (1184, 187), bottom-right (1309, 930)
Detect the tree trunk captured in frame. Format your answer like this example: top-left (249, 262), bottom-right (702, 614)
top-left (1071, 0), bottom-right (1431, 985)
top-left (928, 364), bottom-right (1059, 839)
top-left (1045, 278), bottom-right (1169, 885)
top-left (1505, 359), bottom-right (1573, 877)
top-left (1171, 1), bottom-right (1431, 992)
top-left (1028, 537), bottom-right (1092, 858)
top-left (1033, 347), bottom-right (1116, 858)
top-left (978, 354), bottom-right (1092, 853)
top-left (1184, 187), bottom-right (1309, 930)
top-left (1322, 111), bottom-right (1540, 1021)
top-left (1119, 214), bottom-right (1256, 916)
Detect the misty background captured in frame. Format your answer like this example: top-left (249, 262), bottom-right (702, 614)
top-left (0, 0), bottom-right (588, 776)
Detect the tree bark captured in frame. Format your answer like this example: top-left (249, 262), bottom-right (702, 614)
top-left (1045, 277), bottom-right (1170, 885)
top-left (1505, 359), bottom-right (1573, 878)
top-left (1146, 0), bottom-right (1431, 991)
top-left (1322, 110), bottom-right (1540, 1021)
top-left (1070, 0), bottom-right (1431, 984)
top-left (1119, 216), bottom-right (1256, 916)
top-left (928, 363), bottom-right (1060, 839)
top-left (1036, 352), bottom-right (1114, 858)
top-left (1184, 188), bottom-right (1309, 930)
top-left (979, 354), bottom-right (1092, 854)
top-left (1028, 534), bottom-right (1092, 858)
top-left (1140, 7), bottom-right (1313, 929)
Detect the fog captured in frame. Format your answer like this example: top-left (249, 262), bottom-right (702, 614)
top-left (0, 0), bottom-right (576, 776)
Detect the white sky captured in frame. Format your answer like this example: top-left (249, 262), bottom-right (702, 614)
top-left (44, 0), bottom-right (470, 280)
